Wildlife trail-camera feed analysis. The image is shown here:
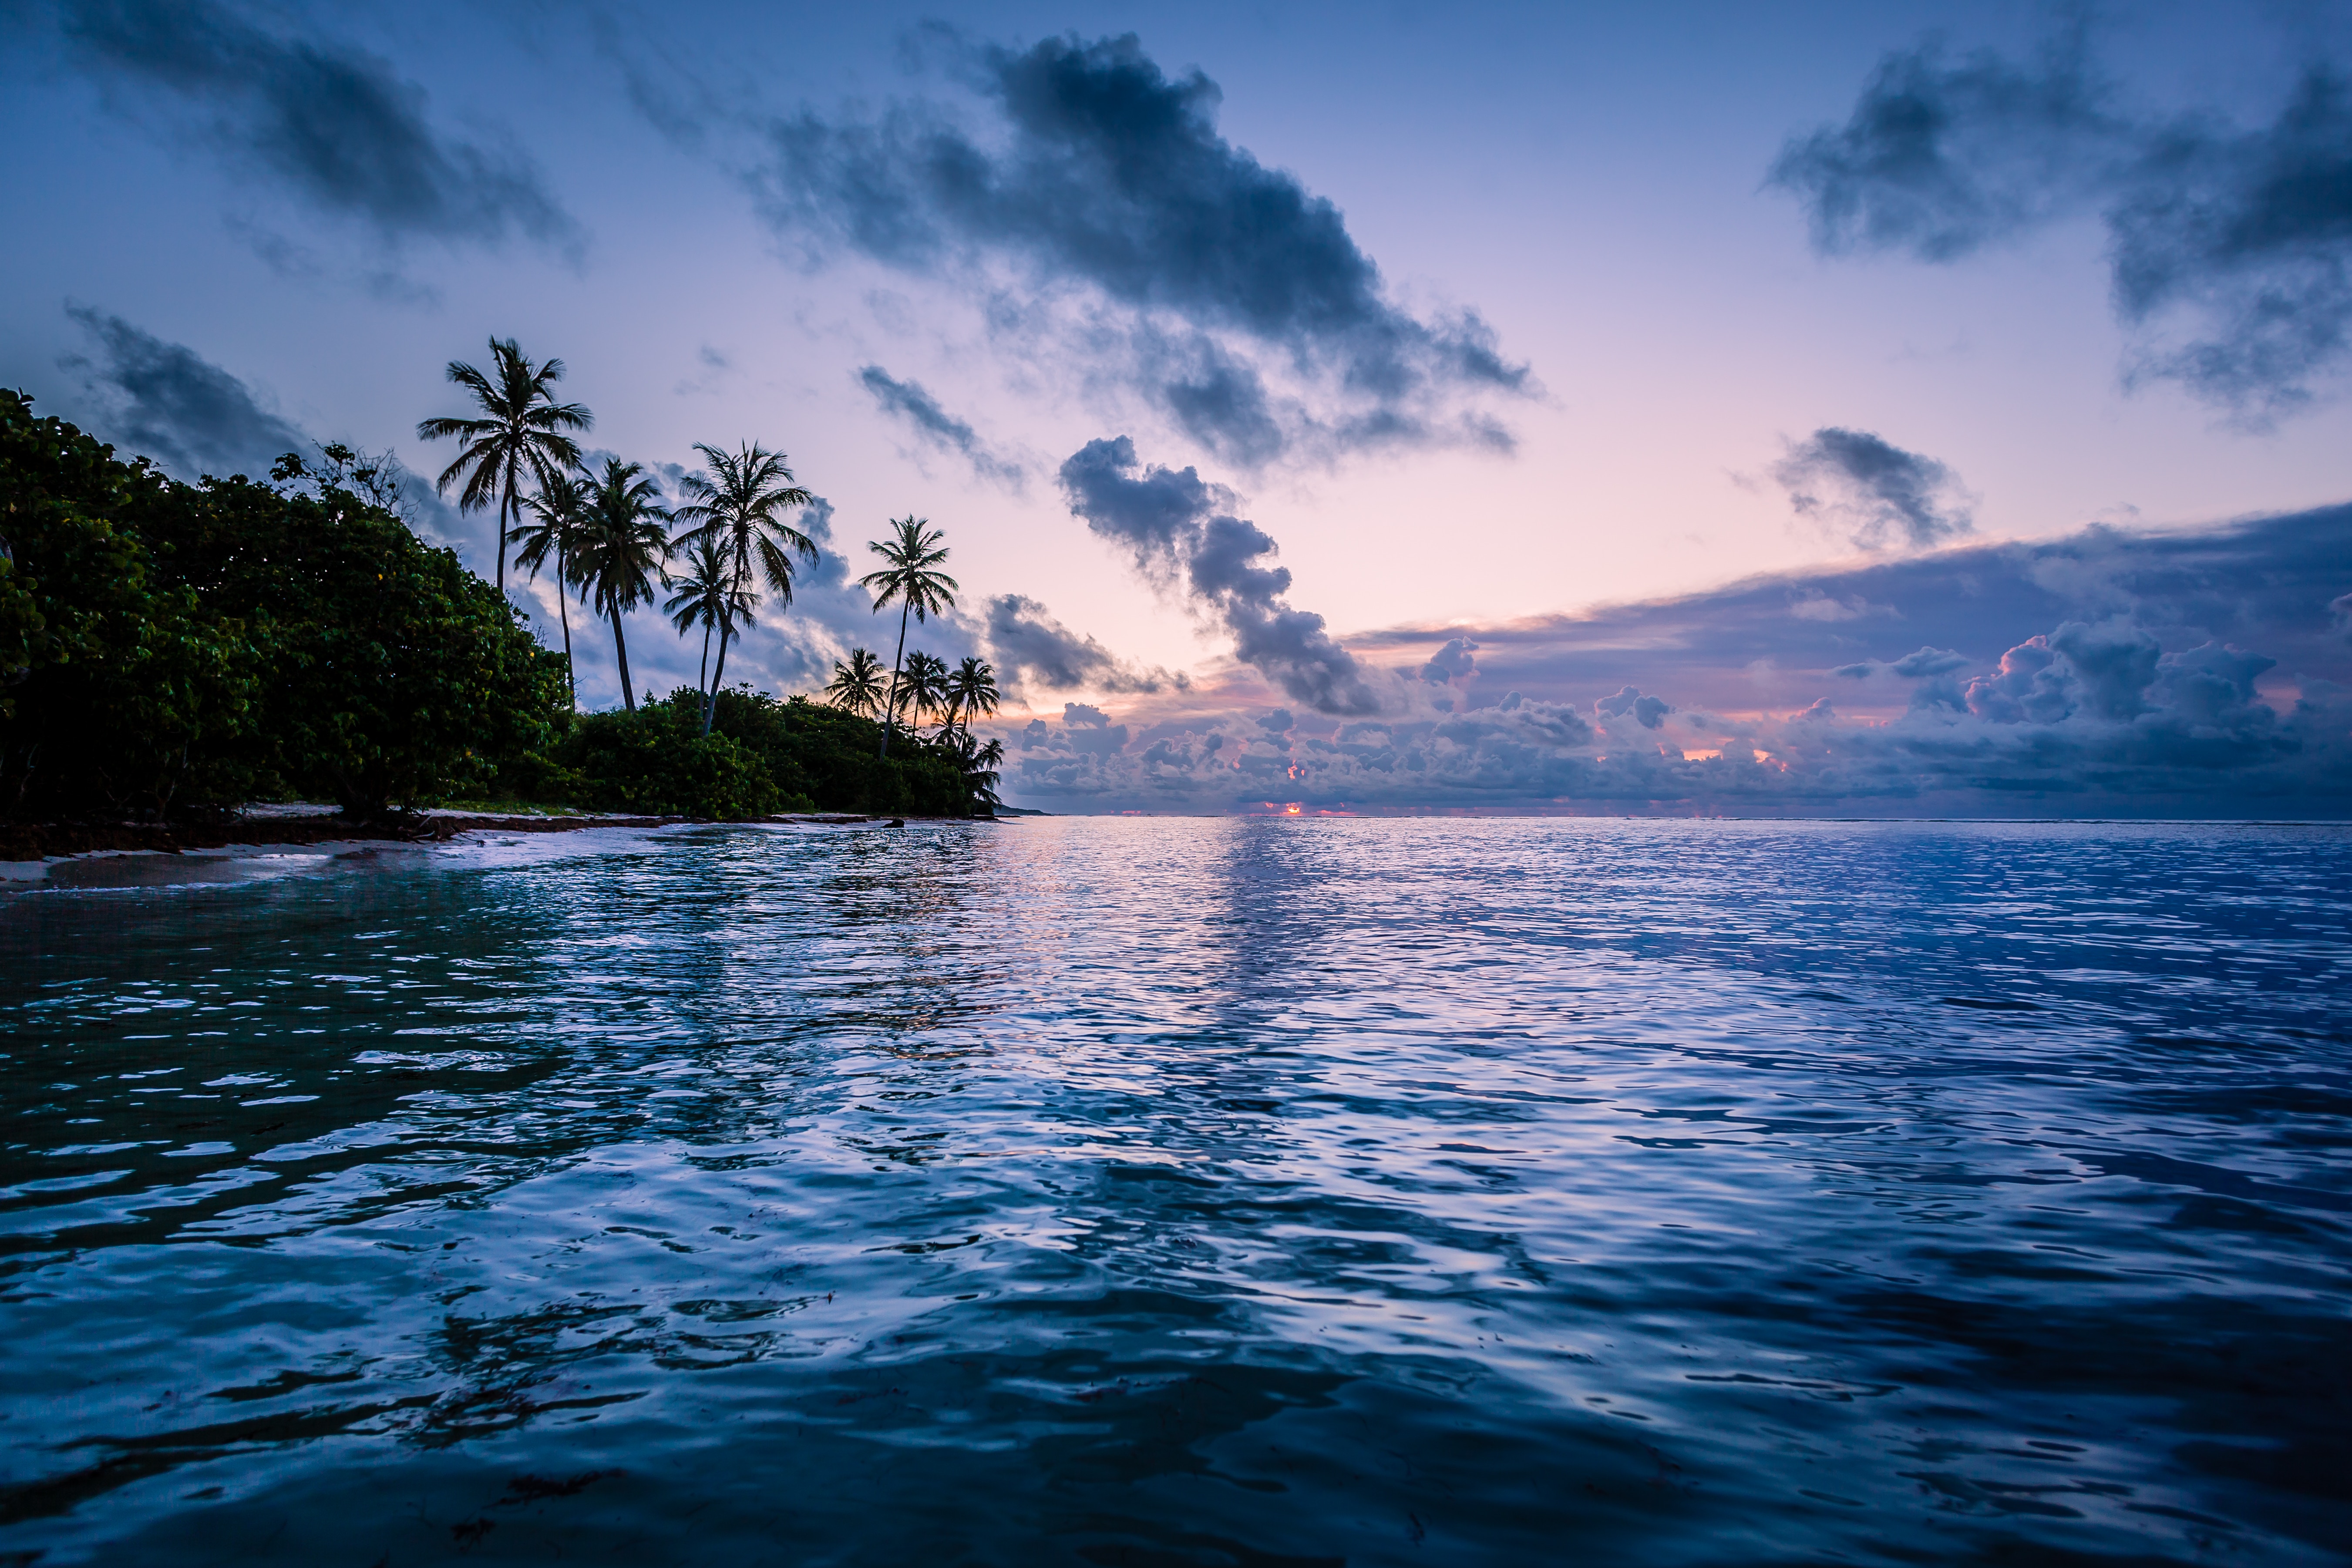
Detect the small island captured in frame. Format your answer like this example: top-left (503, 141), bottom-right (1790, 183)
top-left (0, 354), bottom-right (1006, 853)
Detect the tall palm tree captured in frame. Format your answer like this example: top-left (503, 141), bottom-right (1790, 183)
top-left (510, 472), bottom-right (590, 707)
top-left (671, 441), bottom-right (815, 736)
top-left (825, 648), bottom-right (888, 717)
top-left (857, 516), bottom-right (958, 758)
top-left (416, 338), bottom-right (591, 595)
top-left (945, 656), bottom-right (1001, 742)
top-left (569, 458), bottom-right (673, 713)
top-left (898, 651), bottom-right (951, 734)
top-left (663, 535), bottom-right (750, 700)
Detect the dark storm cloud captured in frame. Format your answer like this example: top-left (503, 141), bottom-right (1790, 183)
top-left (2107, 70), bottom-right (2352, 415)
top-left (1773, 42), bottom-right (2352, 420)
top-left (59, 306), bottom-right (306, 480)
top-left (983, 593), bottom-right (1181, 694)
top-left (58, 0), bottom-right (579, 253)
top-left (1772, 427), bottom-right (1975, 550)
top-left (757, 32), bottom-right (1530, 463)
top-left (858, 365), bottom-right (1025, 487)
top-left (1769, 39), bottom-right (2113, 262)
top-left (1059, 436), bottom-right (1381, 715)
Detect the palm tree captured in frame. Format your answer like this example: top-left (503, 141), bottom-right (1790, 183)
top-left (898, 650), bottom-right (950, 734)
top-left (671, 441), bottom-right (815, 735)
top-left (857, 516), bottom-right (958, 758)
top-left (663, 535), bottom-right (751, 700)
top-left (952, 733), bottom-right (1005, 816)
top-left (416, 338), bottom-right (591, 595)
top-left (510, 472), bottom-right (590, 707)
top-left (945, 656), bottom-right (1000, 742)
top-left (825, 648), bottom-right (888, 717)
top-left (569, 458), bottom-right (673, 712)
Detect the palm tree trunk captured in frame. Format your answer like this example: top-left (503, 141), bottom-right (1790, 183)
top-left (879, 600), bottom-right (912, 760)
top-left (697, 620), bottom-right (711, 697)
top-left (702, 612), bottom-right (731, 737)
top-left (495, 489), bottom-right (508, 595)
top-left (556, 545), bottom-right (575, 710)
top-left (611, 602), bottom-right (636, 712)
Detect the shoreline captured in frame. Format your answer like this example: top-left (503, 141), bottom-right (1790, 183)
top-left (0, 808), bottom-right (925, 879)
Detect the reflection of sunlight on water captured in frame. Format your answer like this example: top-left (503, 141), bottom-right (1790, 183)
top-left (0, 818), bottom-right (2346, 1565)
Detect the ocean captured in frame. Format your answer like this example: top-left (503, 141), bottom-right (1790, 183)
top-left (3, 817), bottom-right (2347, 1565)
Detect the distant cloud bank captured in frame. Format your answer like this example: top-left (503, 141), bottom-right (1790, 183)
top-left (1000, 506), bottom-right (2352, 818)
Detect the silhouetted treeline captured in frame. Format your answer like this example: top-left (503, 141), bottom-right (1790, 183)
top-left (0, 394), bottom-right (985, 823)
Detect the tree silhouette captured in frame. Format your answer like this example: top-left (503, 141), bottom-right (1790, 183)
top-left (945, 655), bottom-right (1000, 742)
top-left (569, 459), bottom-right (672, 712)
top-left (510, 471), bottom-right (589, 707)
top-left (857, 516), bottom-right (957, 759)
top-left (670, 442), bottom-right (814, 736)
top-left (416, 338), bottom-right (590, 595)
top-left (825, 648), bottom-right (888, 717)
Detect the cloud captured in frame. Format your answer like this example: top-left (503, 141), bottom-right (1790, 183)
top-left (1772, 40), bottom-right (2352, 421)
top-left (1772, 427), bottom-right (1975, 550)
top-left (2108, 70), bottom-right (2352, 417)
top-left (1421, 637), bottom-right (1478, 683)
top-left (858, 365), bottom-right (1026, 488)
top-left (58, 305), bottom-right (307, 480)
top-left (986, 503), bottom-right (2352, 816)
top-left (1059, 435), bottom-right (1382, 715)
top-left (57, 0), bottom-right (579, 255)
top-left (983, 593), bottom-right (1181, 695)
top-left (755, 31), bottom-right (1531, 464)
top-left (1788, 588), bottom-right (1896, 621)
top-left (1595, 685), bottom-right (1673, 729)
top-left (1769, 38), bottom-right (2112, 262)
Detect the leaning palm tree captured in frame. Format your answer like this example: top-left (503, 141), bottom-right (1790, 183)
top-left (509, 472), bottom-right (590, 707)
top-left (898, 650), bottom-right (951, 734)
top-left (663, 535), bottom-right (751, 700)
top-left (670, 441), bottom-right (815, 735)
top-left (944, 656), bottom-right (1001, 743)
top-left (417, 338), bottom-right (591, 595)
top-left (857, 516), bottom-right (958, 758)
top-left (825, 648), bottom-right (888, 717)
top-left (569, 458), bottom-right (673, 713)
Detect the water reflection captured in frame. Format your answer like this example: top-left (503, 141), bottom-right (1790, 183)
top-left (1, 819), bottom-right (2346, 1564)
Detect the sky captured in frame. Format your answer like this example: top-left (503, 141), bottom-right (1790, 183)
top-left (3, 0), bottom-right (2349, 814)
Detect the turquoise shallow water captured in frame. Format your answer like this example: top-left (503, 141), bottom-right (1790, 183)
top-left (1, 817), bottom-right (2348, 1565)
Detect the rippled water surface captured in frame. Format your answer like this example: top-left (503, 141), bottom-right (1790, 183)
top-left (3, 818), bottom-right (2349, 1565)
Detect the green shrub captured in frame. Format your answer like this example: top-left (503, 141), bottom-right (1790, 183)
top-left (553, 705), bottom-right (795, 818)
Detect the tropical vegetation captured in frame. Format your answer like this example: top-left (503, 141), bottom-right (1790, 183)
top-left (0, 348), bottom-right (1016, 826)
top-left (417, 338), bottom-right (590, 597)
top-left (857, 515), bottom-right (959, 757)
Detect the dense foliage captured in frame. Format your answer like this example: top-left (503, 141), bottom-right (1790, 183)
top-left (2, 391), bottom-right (565, 820)
top-left (547, 689), bottom-right (982, 819)
top-left (0, 393), bottom-right (991, 824)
